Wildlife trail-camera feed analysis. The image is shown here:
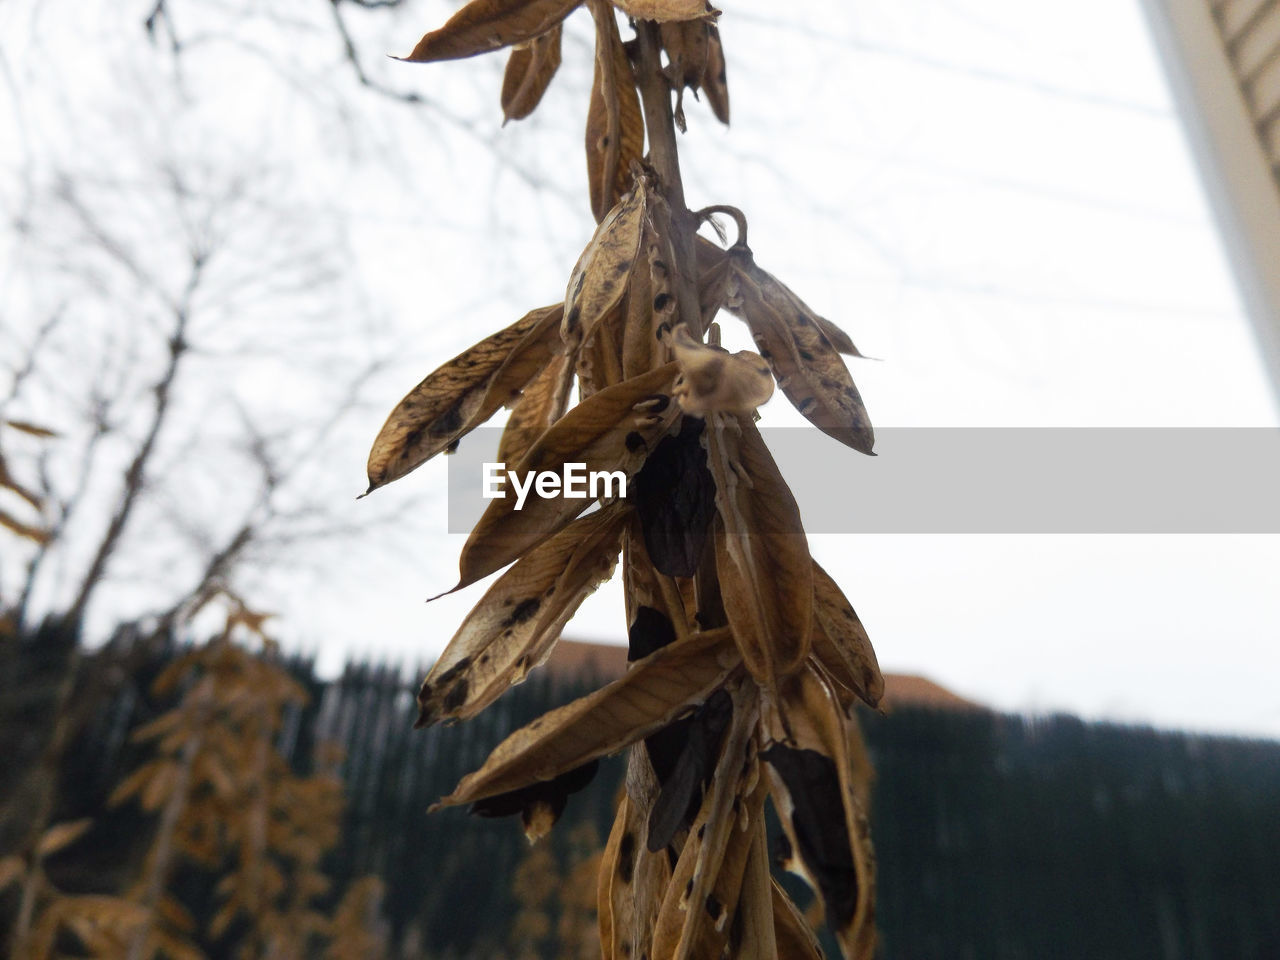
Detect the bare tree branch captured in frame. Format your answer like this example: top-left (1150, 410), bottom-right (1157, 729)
top-left (63, 252), bottom-right (204, 630)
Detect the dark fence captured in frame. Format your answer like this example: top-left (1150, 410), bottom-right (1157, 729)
top-left (4, 633), bottom-right (1278, 959)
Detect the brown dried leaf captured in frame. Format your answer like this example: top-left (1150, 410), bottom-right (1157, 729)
top-left (811, 560), bottom-right (883, 709)
top-left (612, 0), bottom-right (715, 22)
top-left (703, 25), bottom-right (730, 124)
top-left (727, 248), bottom-right (873, 454)
top-left (140, 760), bottom-right (181, 812)
top-left (706, 415), bottom-right (813, 689)
top-left (671, 324), bottom-right (774, 416)
top-left (771, 879), bottom-right (825, 960)
top-left (418, 503), bottom-right (628, 727)
top-left (586, 1), bottom-right (645, 222)
top-left (735, 821), bottom-right (778, 960)
top-left (598, 796), bottom-right (626, 959)
top-left (109, 759), bottom-right (167, 807)
top-left (501, 24), bottom-right (563, 122)
top-left (365, 304), bottom-right (561, 492)
top-left (400, 0), bottom-right (580, 63)
top-left (497, 350), bottom-right (576, 465)
top-left (458, 362), bottom-right (677, 586)
top-left (660, 19), bottom-right (710, 90)
top-left (4, 418), bottom-right (58, 438)
top-left (37, 819), bottom-right (92, 858)
top-left (599, 787), bottom-right (673, 960)
top-left (566, 180), bottom-right (648, 346)
top-left (434, 625), bottom-right (737, 807)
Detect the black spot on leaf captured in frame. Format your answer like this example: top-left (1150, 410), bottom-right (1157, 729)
top-left (502, 597), bottom-right (541, 628)
top-left (433, 399), bottom-right (465, 436)
top-left (441, 676), bottom-right (469, 713)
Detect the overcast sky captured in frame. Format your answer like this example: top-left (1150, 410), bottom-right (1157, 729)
top-left (358, 0), bottom-right (1280, 741)
top-left (5, 0), bottom-right (1279, 739)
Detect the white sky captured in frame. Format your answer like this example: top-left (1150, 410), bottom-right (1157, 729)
top-left (5, 0), bottom-right (1279, 738)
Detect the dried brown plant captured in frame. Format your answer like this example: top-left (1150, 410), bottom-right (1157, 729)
top-left (365, 3), bottom-right (883, 957)
top-left (3, 601), bottom-right (387, 960)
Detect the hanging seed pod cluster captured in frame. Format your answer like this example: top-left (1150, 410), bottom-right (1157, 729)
top-left (365, 1), bottom-right (884, 956)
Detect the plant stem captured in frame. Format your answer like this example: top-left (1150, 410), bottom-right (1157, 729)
top-left (633, 21), bottom-right (703, 339)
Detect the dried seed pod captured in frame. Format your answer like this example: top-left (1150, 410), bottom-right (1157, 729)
top-left (497, 350), bottom-right (576, 466)
top-left (365, 304), bottom-right (562, 492)
top-left (622, 210), bottom-right (681, 379)
top-left (565, 183), bottom-right (648, 346)
top-left (586, 0), bottom-right (645, 222)
top-left (599, 782), bottom-right (671, 960)
top-left (660, 18), bottom-right (711, 92)
top-left (501, 23), bottom-right (563, 123)
top-left (577, 300), bottom-right (628, 398)
top-left (613, 0), bottom-right (716, 22)
top-left (727, 247), bottom-right (874, 455)
top-left (400, 0), bottom-right (581, 63)
top-left (620, 243), bottom-right (657, 379)
top-left (670, 324), bottom-right (775, 416)
top-left (658, 12), bottom-right (717, 130)
top-left (417, 503), bottom-right (629, 727)
top-left (811, 560), bottom-right (884, 710)
top-left (705, 414), bottom-right (814, 690)
top-left (457, 362), bottom-right (678, 585)
top-left (433, 625), bottom-right (738, 808)
top-left (380, 7), bottom-right (885, 957)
